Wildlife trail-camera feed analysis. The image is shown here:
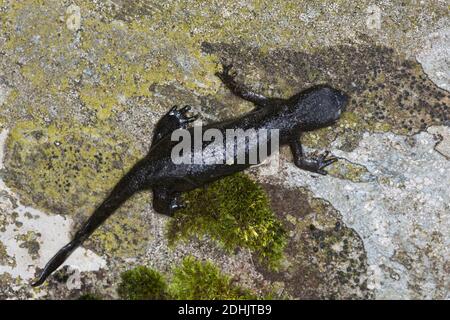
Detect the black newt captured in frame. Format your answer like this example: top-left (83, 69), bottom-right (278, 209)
top-left (31, 65), bottom-right (348, 286)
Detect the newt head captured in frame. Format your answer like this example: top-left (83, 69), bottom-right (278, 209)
top-left (290, 85), bottom-right (349, 130)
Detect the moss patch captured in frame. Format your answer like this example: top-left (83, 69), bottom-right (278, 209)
top-left (118, 266), bottom-right (169, 300)
top-left (167, 173), bottom-right (286, 269)
top-left (169, 256), bottom-right (257, 300)
top-left (78, 293), bottom-right (103, 300)
top-left (115, 257), bottom-right (259, 300)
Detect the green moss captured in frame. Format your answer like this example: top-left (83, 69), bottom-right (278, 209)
top-left (118, 266), bottom-right (169, 300)
top-left (116, 258), bottom-right (259, 300)
top-left (167, 173), bottom-right (286, 269)
top-left (78, 293), bottom-right (103, 300)
top-left (169, 256), bottom-right (257, 300)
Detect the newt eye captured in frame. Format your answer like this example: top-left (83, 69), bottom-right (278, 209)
top-left (333, 91), bottom-right (348, 110)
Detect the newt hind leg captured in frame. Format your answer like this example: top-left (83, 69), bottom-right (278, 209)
top-left (151, 105), bottom-right (199, 146)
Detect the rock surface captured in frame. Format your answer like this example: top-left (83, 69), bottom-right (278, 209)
top-left (0, 1), bottom-right (448, 299)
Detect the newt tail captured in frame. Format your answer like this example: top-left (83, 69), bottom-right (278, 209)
top-left (31, 162), bottom-right (148, 287)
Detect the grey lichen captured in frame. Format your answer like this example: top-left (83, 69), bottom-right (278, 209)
top-left (257, 184), bottom-right (372, 299)
top-left (0, 241), bottom-right (16, 267)
top-left (16, 231), bottom-right (40, 260)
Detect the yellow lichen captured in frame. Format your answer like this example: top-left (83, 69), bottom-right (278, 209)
top-left (5, 120), bottom-right (141, 215)
top-left (87, 193), bottom-right (152, 258)
top-left (0, 241), bottom-right (16, 267)
top-left (327, 160), bottom-right (371, 183)
top-left (4, 119), bottom-right (153, 257)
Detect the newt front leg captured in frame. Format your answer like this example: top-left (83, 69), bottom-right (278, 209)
top-left (290, 133), bottom-right (338, 175)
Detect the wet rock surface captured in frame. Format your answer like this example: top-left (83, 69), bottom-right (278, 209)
top-left (0, 1), bottom-right (448, 299)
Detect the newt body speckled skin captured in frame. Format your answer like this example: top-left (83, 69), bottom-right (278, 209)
top-left (31, 65), bottom-right (348, 286)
